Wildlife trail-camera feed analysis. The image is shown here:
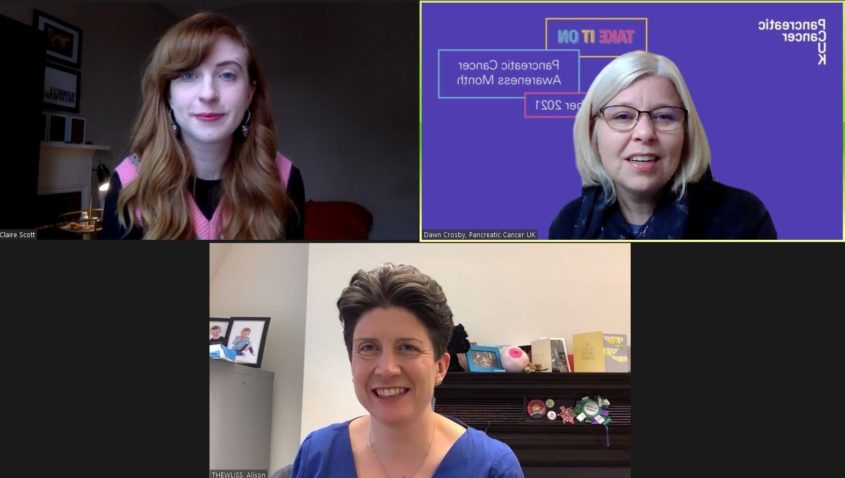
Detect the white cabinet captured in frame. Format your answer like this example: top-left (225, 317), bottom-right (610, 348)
top-left (209, 360), bottom-right (274, 472)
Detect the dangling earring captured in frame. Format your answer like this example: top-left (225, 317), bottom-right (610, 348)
top-left (241, 110), bottom-right (252, 137)
top-left (169, 108), bottom-right (180, 135)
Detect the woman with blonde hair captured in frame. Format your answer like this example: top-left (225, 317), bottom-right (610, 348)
top-left (549, 50), bottom-right (775, 239)
top-left (102, 12), bottom-right (304, 239)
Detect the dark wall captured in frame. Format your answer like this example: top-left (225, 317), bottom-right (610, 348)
top-left (0, 15), bottom-right (44, 229)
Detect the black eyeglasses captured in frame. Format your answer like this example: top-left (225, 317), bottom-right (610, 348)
top-left (597, 105), bottom-right (687, 132)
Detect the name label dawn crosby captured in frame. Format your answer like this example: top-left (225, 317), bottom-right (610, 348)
top-left (423, 231), bottom-right (538, 239)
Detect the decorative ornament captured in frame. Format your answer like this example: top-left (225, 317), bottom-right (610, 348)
top-left (448, 324), bottom-right (471, 372)
top-left (573, 396), bottom-right (612, 425)
top-left (559, 406), bottom-right (576, 424)
top-left (526, 399), bottom-right (547, 419)
top-left (241, 110), bottom-right (252, 137)
top-left (501, 345), bottom-right (530, 372)
top-left (523, 362), bottom-right (547, 373)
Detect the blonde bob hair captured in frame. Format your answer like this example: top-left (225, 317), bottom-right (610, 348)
top-left (117, 12), bottom-right (294, 239)
top-left (573, 50), bottom-right (711, 203)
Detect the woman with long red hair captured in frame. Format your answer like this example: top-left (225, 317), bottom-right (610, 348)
top-left (102, 12), bottom-right (303, 239)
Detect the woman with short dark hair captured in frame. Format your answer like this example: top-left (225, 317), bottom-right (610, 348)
top-left (293, 263), bottom-right (524, 477)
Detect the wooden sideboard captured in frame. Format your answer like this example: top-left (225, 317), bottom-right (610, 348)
top-left (434, 372), bottom-right (630, 468)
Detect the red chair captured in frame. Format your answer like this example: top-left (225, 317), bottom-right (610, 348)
top-left (304, 200), bottom-right (373, 240)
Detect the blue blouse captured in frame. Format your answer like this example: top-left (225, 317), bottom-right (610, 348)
top-left (291, 420), bottom-right (524, 477)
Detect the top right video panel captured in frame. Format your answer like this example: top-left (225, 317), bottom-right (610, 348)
top-left (420, 1), bottom-right (842, 241)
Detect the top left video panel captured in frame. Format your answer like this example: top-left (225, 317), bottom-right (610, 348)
top-left (0, 2), bottom-right (418, 241)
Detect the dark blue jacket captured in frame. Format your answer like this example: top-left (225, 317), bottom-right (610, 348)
top-left (549, 170), bottom-right (777, 239)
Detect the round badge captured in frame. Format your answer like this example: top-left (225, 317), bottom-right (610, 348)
top-left (526, 399), bottom-right (546, 419)
top-left (546, 410), bottom-right (557, 420)
top-left (545, 399), bottom-right (555, 408)
top-left (573, 396), bottom-right (613, 425)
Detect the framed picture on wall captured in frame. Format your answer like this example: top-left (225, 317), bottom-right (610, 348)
top-left (467, 345), bottom-right (506, 372)
top-left (43, 63), bottom-right (80, 113)
top-left (209, 318), bottom-right (232, 346)
top-left (33, 10), bottom-right (83, 67)
top-left (227, 317), bottom-right (271, 368)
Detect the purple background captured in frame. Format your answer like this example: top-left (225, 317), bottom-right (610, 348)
top-left (422, 3), bottom-right (843, 239)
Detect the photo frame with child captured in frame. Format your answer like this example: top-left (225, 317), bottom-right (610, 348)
top-left (209, 318), bottom-right (232, 347)
top-left (227, 317), bottom-right (270, 368)
top-left (467, 345), bottom-right (506, 372)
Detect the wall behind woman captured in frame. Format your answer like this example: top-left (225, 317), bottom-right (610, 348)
top-left (221, 3), bottom-right (418, 240)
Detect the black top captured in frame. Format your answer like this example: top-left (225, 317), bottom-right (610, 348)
top-left (101, 166), bottom-right (306, 240)
top-left (549, 170), bottom-right (777, 239)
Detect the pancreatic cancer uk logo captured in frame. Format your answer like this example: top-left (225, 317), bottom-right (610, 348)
top-left (758, 18), bottom-right (828, 66)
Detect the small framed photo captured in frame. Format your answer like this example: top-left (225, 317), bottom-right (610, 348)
top-left (43, 63), bottom-right (80, 113)
top-left (467, 345), bottom-right (505, 372)
top-left (209, 318), bottom-right (232, 347)
top-left (227, 317), bottom-right (271, 368)
top-left (33, 10), bottom-right (83, 68)
top-left (68, 116), bottom-right (86, 143)
top-left (550, 338), bottom-right (570, 373)
top-left (47, 113), bottom-right (68, 142)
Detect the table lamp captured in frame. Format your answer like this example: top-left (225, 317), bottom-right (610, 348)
top-left (81, 162), bottom-right (111, 226)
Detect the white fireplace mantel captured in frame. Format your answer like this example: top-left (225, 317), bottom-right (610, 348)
top-left (38, 141), bottom-right (111, 211)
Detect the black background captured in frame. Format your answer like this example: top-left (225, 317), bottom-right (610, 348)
top-left (632, 243), bottom-right (840, 475)
top-left (1, 242), bottom-right (208, 475)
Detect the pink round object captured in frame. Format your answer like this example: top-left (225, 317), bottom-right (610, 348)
top-left (500, 345), bottom-right (529, 372)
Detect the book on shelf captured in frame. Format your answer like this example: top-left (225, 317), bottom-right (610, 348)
top-left (572, 331), bottom-right (630, 372)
